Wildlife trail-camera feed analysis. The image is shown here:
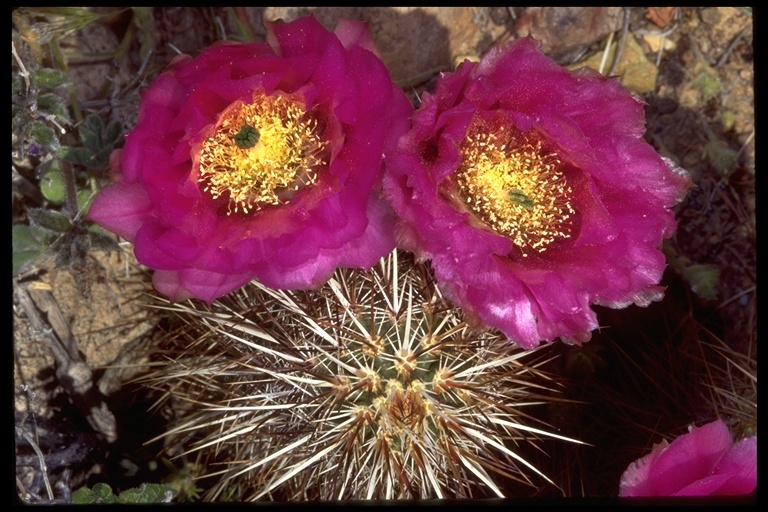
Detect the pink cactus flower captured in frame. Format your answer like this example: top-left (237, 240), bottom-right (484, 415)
top-left (88, 16), bottom-right (412, 302)
top-left (619, 419), bottom-right (757, 497)
top-left (384, 36), bottom-right (691, 349)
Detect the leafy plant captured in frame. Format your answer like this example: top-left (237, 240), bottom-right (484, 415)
top-left (692, 62), bottom-right (722, 102)
top-left (72, 482), bottom-right (177, 504)
top-left (663, 243), bottom-right (721, 301)
top-left (61, 114), bottom-right (124, 171)
top-left (12, 11), bottom-right (126, 282)
top-left (11, 53), bottom-right (72, 158)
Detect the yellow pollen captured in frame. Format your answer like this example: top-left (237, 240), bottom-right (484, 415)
top-left (454, 124), bottom-right (576, 255)
top-left (198, 93), bottom-right (327, 214)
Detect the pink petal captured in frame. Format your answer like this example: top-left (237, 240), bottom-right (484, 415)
top-left (86, 181), bottom-right (151, 242)
top-left (383, 35), bottom-right (690, 348)
top-left (619, 420), bottom-right (756, 497)
top-left (88, 15), bottom-right (412, 302)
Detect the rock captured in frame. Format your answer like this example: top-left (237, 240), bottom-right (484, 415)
top-left (697, 7), bottom-right (752, 60)
top-left (645, 7), bottom-right (678, 28)
top-left (643, 33), bottom-right (676, 54)
top-left (511, 7), bottom-right (625, 60)
top-left (569, 33), bottom-right (658, 94)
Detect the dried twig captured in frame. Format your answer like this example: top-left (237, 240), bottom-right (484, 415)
top-left (716, 24), bottom-right (751, 67)
top-left (12, 40), bottom-right (31, 93)
top-left (608, 7), bottom-right (632, 77)
top-left (16, 426), bottom-right (54, 501)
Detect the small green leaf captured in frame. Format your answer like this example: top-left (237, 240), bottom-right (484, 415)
top-left (692, 64), bottom-right (721, 101)
top-left (31, 68), bottom-right (73, 89)
top-left (76, 188), bottom-right (95, 215)
top-left (706, 140), bottom-right (739, 179)
top-left (12, 105), bottom-right (32, 130)
top-left (87, 230), bottom-right (121, 252)
top-left (92, 482), bottom-right (113, 497)
top-left (721, 111), bottom-right (737, 131)
top-left (60, 146), bottom-right (95, 167)
top-left (40, 168), bottom-right (67, 204)
top-left (12, 72), bottom-right (25, 95)
top-left (131, 7), bottom-right (157, 62)
top-left (234, 125), bottom-right (260, 149)
top-left (682, 263), bottom-right (720, 301)
top-left (62, 115), bottom-right (122, 169)
top-left (71, 487), bottom-right (98, 504)
top-left (28, 120), bottom-right (60, 153)
top-left (105, 120), bottom-right (124, 147)
top-left (12, 224), bottom-right (48, 275)
top-left (118, 483), bottom-right (177, 504)
top-left (37, 92), bottom-right (71, 124)
top-left (80, 114), bottom-right (105, 154)
top-left (28, 207), bottom-right (73, 233)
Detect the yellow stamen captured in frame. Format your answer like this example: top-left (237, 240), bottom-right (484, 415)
top-left (454, 122), bottom-right (575, 255)
top-left (198, 93), bottom-right (327, 215)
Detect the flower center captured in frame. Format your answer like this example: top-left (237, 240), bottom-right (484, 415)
top-left (454, 123), bottom-right (575, 255)
top-left (198, 93), bottom-right (327, 214)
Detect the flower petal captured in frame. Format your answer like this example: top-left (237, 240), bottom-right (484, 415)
top-left (619, 420), bottom-right (756, 497)
top-left (86, 181), bottom-right (152, 242)
top-left (89, 15), bottom-right (413, 302)
top-left (384, 35), bottom-right (690, 347)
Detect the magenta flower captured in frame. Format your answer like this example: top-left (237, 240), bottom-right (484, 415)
top-left (619, 419), bottom-right (757, 497)
top-left (87, 16), bottom-right (412, 302)
top-left (384, 36), bottom-right (690, 349)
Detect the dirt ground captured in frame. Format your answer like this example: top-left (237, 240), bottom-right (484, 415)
top-left (13, 7), bottom-right (754, 502)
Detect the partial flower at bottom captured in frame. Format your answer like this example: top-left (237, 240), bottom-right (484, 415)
top-left (384, 36), bottom-right (691, 349)
top-left (619, 419), bottom-right (757, 497)
top-left (143, 250), bottom-right (581, 501)
top-left (87, 16), bottom-right (412, 302)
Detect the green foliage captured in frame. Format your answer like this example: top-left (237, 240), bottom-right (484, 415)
top-left (158, 458), bottom-right (203, 502)
top-left (27, 120), bottom-right (61, 153)
top-left (72, 482), bottom-right (118, 504)
top-left (61, 114), bottom-right (124, 170)
top-left (12, 213), bottom-right (120, 276)
top-left (681, 263), bottom-right (721, 301)
top-left (130, 7), bottom-right (157, 62)
top-left (12, 72), bottom-right (24, 95)
top-left (12, 224), bottom-right (49, 275)
top-left (706, 139), bottom-right (739, 179)
top-left (692, 63), bottom-right (722, 102)
top-left (72, 482), bottom-right (177, 504)
top-left (720, 110), bottom-right (736, 131)
top-left (11, 65), bottom-right (72, 159)
top-left (31, 68), bottom-right (72, 89)
top-left (77, 188), bottom-right (96, 213)
top-left (37, 91), bottom-right (71, 120)
top-left (663, 243), bottom-right (721, 301)
top-left (40, 165), bottom-right (67, 204)
top-left (28, 207), bottom-right (73, 233)
top-left (12, 16), bottom-right (127, 279)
